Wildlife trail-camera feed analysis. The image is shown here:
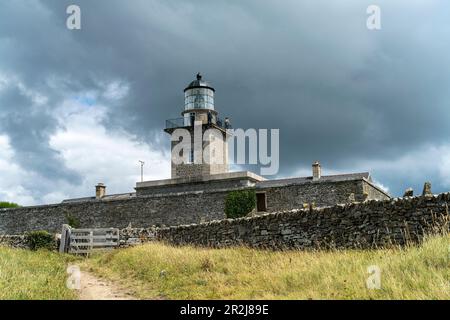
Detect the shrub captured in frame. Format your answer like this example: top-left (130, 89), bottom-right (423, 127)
top-left (65, 213), bottom-right (81, 228)
top-left (26, 231), bottom-right (55, 251)
top-left (0, 202), bottom-right (20, 208)
top-left (224, 189), bottom-right (256, 219)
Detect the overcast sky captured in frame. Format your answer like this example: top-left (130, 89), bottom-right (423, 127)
top-left (0, 0), bottom-right (449, 205)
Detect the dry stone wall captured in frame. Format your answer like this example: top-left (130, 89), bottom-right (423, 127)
top-left (0, 235), bottom-right (29, 249)
top-left (2, 194), bottom-right (448, 251)
top-left (119, 226), bottom-right (158, 247)
top-left (155, 193), bottom-right (450, 250)
top-left (0, 234), bottom-right (59, 250)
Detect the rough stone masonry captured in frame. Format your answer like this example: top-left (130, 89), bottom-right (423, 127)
top-left (2, 193), bottom-right (448, 251)
top-left (149, 193), bottom-right (449, 250)
top-left (0, 171), bottom-right (388, 235)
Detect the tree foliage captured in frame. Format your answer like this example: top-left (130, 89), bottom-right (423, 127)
top-left (65, 213), bottom-right (81, 228)
top-left (0, 202), bottom-right (20, 208)
top-left (224, 189), bottom-right (256, 219)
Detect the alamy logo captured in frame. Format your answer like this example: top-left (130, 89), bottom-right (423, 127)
top-left (66, 265), bottom-right (81, 290)
top-left (367, 5), bottom-right (381, 30)
top-left (66, 5), bottom-right (81, 30)
top-left (366, 265), bottom-right (381, 290)
top-left (171, 121), bottom-right (280, 175)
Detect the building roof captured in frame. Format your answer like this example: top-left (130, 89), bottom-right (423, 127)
top-left (184, 73), bottom-right (215, 92)
top-left (62, 192), bottom-right (136, 203)
top-left (256, 172), bottom-right (370, 189)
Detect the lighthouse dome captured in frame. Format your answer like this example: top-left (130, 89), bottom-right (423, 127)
top-left (184, 73), bottom-right (215, 92)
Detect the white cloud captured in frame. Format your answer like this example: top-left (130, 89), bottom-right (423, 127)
top-left (0, 135), bottom-right (37, 205)
top-left (371, 180), bottom-right (390, 194)
top-left (0, 74), bottom-right (8, 91)
top-left (17, 81), bottom-right (48, 106)
top-left (102, 80), bottom-right (130, 101)
top-left (49, 98), bottom-right (171, 199)
top-left (0, 96), bottom-right (171, 206)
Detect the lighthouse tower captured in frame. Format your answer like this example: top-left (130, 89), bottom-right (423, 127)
top-left (164, 73), bottom-right (230, 179)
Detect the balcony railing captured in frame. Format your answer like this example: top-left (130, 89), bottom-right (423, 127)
top-left (165, 118), bottom-right (186, 129)
top-left (165, 117), bottom-right (232, 130)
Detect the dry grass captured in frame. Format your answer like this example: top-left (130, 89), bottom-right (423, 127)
top-left (84, 234), bottom-right (450, 300)
top-left (1, 234), bottom-right (447, 300)
top-left (0, 246), bottom-right (79, 300)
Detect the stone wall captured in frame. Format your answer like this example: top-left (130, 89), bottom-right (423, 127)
top-left (119, 226), bottom-right (158, 247)
top-left (0, 235), bottom-right (29, 249)
top-left (155, 193), bottom-right (450, 250)
top-left (0, 191), bottom-right (227, 234)
top-left (259, 179), bottom-right (388, 211)
top-left (0, 177), bottom-right (389, 235)
top-left (2, 194), bottom-right (448, 251)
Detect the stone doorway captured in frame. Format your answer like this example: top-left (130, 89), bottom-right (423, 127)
top-left (256, 192), bottom-right (267, 212)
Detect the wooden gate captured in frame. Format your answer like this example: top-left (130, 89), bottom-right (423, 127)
top-left (59, 225), bottom-right (120, 255)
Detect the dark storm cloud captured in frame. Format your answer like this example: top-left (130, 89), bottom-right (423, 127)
top-left (0, 80), bottom-right (81, 184)
top-left (1, 0), bottom-right (450, 196)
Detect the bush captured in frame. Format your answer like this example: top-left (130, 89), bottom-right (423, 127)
top-left (65, 213), bottom-right (81, 228)
top-left (0, 202), bottom-right (20, 208)
top-left (26, 231), bottom-right (55, 251)
top-left (224, 189), bottom-right (256, 219)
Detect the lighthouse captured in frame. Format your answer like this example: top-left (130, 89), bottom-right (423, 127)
top-left (164, 73), bottom-right (231, 179)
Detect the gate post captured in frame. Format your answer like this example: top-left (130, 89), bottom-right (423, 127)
top-left (59, 224), bottom-right (72, 253)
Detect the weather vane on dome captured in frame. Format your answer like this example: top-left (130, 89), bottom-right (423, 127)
top-left (196, 72), bottom-right (202, 80)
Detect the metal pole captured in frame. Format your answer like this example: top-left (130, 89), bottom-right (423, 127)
top-left (139, 160), bottom-right (145, 182)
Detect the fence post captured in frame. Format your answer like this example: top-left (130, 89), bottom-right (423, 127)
top-left (59, 224), bottom-right (71, 253)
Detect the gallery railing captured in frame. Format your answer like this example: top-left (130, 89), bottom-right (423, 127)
top-left (165, 117), bottom-right (232, 130)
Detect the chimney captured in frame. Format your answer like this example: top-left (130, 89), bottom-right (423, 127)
top-left (95, 183), bottom-right (106, 199)
top-left (312, 161), bottom-right (321, 181)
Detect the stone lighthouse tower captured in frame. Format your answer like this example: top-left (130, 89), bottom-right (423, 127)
top-left (164, 73), bottom-right (230, 179)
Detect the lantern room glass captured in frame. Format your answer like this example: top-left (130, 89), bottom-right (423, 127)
top-left (184, 88), bottom-right (215, 110)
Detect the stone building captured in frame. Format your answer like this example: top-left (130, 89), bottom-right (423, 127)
top-left (136, 73), bottom-right (389, 210)
top-left (0, 74), bottom-right (390, 234)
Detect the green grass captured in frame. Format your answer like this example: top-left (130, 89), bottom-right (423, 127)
top-left (0, 246), bottom-right (79, 300)
top-left (84, 234), bottom-right (450, 300)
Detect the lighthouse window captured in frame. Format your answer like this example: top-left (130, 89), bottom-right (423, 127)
top-left (185, 88), bottom-right (215, 110)
top-left (194, 95), bottom-right (205, 102)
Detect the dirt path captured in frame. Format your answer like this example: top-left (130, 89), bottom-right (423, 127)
top-left (78, 271), bottom-right (137, 300)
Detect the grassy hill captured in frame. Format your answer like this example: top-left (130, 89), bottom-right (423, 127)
top-left (84, 234), bottom-right (450, 300)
